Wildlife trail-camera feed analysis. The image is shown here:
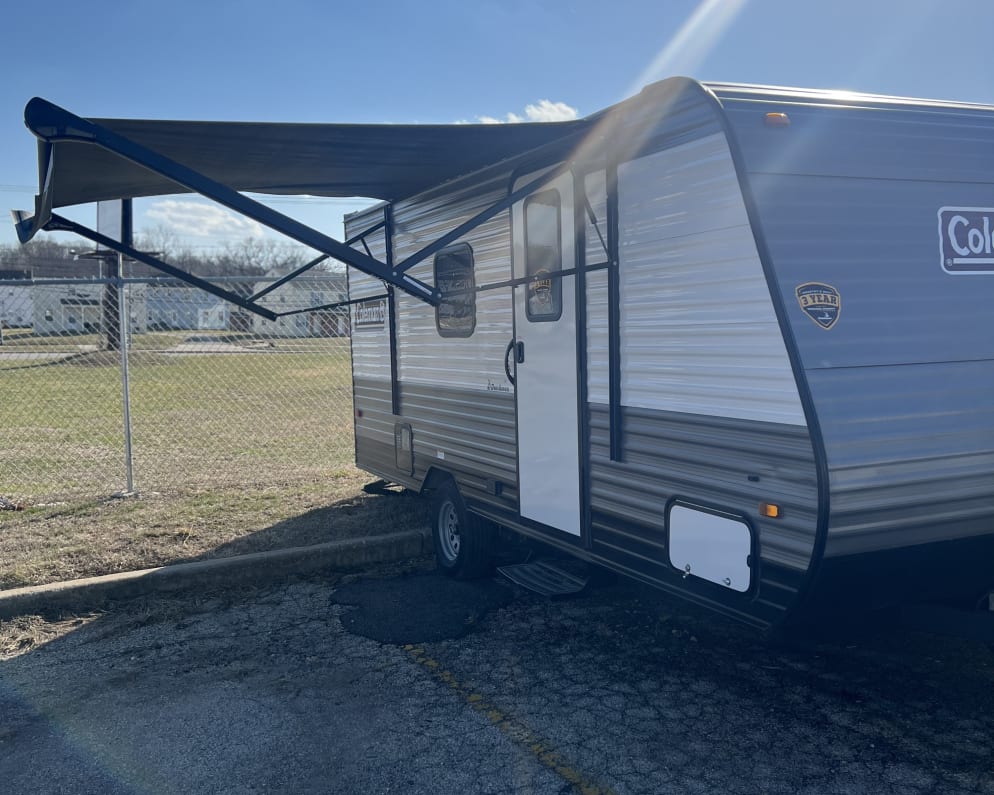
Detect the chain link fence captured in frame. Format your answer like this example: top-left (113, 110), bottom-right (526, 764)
top-left (0, 274), bottom-right (355, 506)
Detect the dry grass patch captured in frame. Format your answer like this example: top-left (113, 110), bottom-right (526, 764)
top-left (0, 471), bottom-right (429, 590)
top-left (0, 612), bottom-right (102, 660)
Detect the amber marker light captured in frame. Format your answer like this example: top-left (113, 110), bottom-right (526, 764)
top-left (764, 112), bottom-right (791, 127)
top-left (760, 502), bottom-right (782, 519)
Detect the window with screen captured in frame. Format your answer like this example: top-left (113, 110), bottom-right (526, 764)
top-left (434, 243), bottom-right (476, 337)
top-left (524, 190), bottom-right (562, 322)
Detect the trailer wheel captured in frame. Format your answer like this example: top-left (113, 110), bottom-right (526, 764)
top-left (430, 480), bottom-right (494, 580)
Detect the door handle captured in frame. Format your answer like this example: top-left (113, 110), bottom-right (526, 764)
top-left (504, 338), bottom-right (516, 385)
top-left (516, 341), bottom-right (525, 364)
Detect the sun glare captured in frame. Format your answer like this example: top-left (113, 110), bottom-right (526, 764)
top-left (629, 0), bottom-right (748, 95)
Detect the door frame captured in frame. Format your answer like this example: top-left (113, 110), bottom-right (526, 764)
top-left (509, 167), bottom-right (586, 540)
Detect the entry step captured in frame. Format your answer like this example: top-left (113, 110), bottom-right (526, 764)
top-left (497, 560), bottom-right (589, 597)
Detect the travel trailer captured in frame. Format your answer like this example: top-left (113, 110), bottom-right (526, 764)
top-left (13, 78), bottom-right (994, 629)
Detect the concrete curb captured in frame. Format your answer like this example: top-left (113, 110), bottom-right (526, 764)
top-left (0, 529), bottom-right (431, 621)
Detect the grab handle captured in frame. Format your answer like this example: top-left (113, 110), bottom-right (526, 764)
top-left (504, 338), bottom-right (516, 385)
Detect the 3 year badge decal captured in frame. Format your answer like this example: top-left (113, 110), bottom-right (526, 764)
top-left (795, 282), bottom-right (841, 330)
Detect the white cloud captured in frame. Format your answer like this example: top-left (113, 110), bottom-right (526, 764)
top-left (476, 99), bottom-right (579, 124)
top-left (523, 99), bottom-right (580, 122)
top-left (145, 199), bottom-right (265, 240)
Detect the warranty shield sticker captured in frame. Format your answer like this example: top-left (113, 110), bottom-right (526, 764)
top-left (795, 282), bottom-right (841, 330)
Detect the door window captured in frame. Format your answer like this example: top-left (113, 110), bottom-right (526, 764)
top-left (524, 190), bottom-right (562, 322)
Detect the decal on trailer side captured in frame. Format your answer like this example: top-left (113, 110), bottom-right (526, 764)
top-left (939, 207), bottom-right (994, 274)
top-left (795, 282), bottom-right (841, 330)
top-left (355, 297), bottom-right (387, 329)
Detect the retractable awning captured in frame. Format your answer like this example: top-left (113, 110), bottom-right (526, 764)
top-left (13, 97), bottom-right (589, 312)
top-left (22, 99), bottom-right (588, 208)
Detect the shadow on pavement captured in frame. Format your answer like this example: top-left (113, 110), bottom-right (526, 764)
top-left (334, 569), bottom-right (516, 644)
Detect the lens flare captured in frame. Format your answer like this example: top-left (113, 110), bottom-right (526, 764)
top-left (630, 0), bottom-right (748, 94)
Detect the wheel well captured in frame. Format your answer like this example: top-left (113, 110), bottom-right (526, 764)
top-left (420, 466), bottom-right (454, 497)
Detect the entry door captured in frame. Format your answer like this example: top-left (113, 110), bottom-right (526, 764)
top-left (511, 170), bottom-right (581, 536)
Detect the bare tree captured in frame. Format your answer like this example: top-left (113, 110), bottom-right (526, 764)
top-left (0, 239), bottom-right (88, 274)
top-left (210, 237), bottom-right (313, 277)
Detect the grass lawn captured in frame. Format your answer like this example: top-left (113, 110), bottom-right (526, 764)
top-left (0, 332), bottom-right (428, 590)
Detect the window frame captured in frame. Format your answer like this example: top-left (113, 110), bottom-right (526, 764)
top-left (433, 242), bottom-right (477, 338)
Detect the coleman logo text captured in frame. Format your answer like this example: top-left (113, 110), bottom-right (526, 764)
top-left (938, 207), bottom-right (994, 274)
top-left (355, 298), bottom-right (387, 329)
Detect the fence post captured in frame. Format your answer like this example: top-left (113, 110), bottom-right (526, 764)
top-left (117, 256), bottom-right (135, 495)
top-left (114, 200), bottom-right (136, 496)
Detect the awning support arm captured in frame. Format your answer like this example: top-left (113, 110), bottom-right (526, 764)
top-left (40, 212), bottom-right (280, 321)
top-left (246, 219), bottom-right (387, 303)
top-left (19, 98), bottom-right (440, 306)
top-left (276, 292), bottom-right (388, 319)
top-left (247, 253), bottom-right (329, 303)
top-left (394, 162), bottom-right (571, 275)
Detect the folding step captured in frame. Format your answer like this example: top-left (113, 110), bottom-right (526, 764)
top-left (497, 560), bottom-right (589, 597)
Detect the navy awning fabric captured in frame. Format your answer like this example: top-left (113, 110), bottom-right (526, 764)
top-left (26, 103), bottom-right (590, 208)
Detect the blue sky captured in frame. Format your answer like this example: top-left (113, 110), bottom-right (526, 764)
top-left (2, 0), bottom-right (993, 251)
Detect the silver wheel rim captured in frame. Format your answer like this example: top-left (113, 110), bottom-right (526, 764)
top-left (438, 499), bottom-right (461, 561)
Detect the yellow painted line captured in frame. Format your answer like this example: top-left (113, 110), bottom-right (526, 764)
top-left (403, 644), bottom-right (616, 795)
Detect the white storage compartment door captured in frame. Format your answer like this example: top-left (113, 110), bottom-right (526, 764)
top-left (667, 504), bottom-right (753, 593)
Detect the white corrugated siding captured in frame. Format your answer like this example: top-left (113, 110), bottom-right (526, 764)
top-left (585, 170), bottom-right (611, 405)
top-left (391, 172), bottom-right (514, 392)
top-left (347, 223), bottom-right (392, 385)
top-left (617, 133), bottom-right (806, 426)
top-left (346, 221), bottom-right (394, 447)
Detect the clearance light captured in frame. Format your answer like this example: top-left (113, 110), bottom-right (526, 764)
top-left (764, 112), bottom-right (791, 127)
top-left (760, 502), bottom-right (782, 519)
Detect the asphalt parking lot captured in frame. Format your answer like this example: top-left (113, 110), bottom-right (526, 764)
top-left (1, 560), bottom-right (992, 794)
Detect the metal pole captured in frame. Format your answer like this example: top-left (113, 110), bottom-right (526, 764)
top-left (116, 251), bottom-right (135, 495)
top-left (115, 199), bottom-right (136, 497)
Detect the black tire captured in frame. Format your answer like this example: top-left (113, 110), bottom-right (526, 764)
top-left (430, 479), bottom-right (495, 579)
